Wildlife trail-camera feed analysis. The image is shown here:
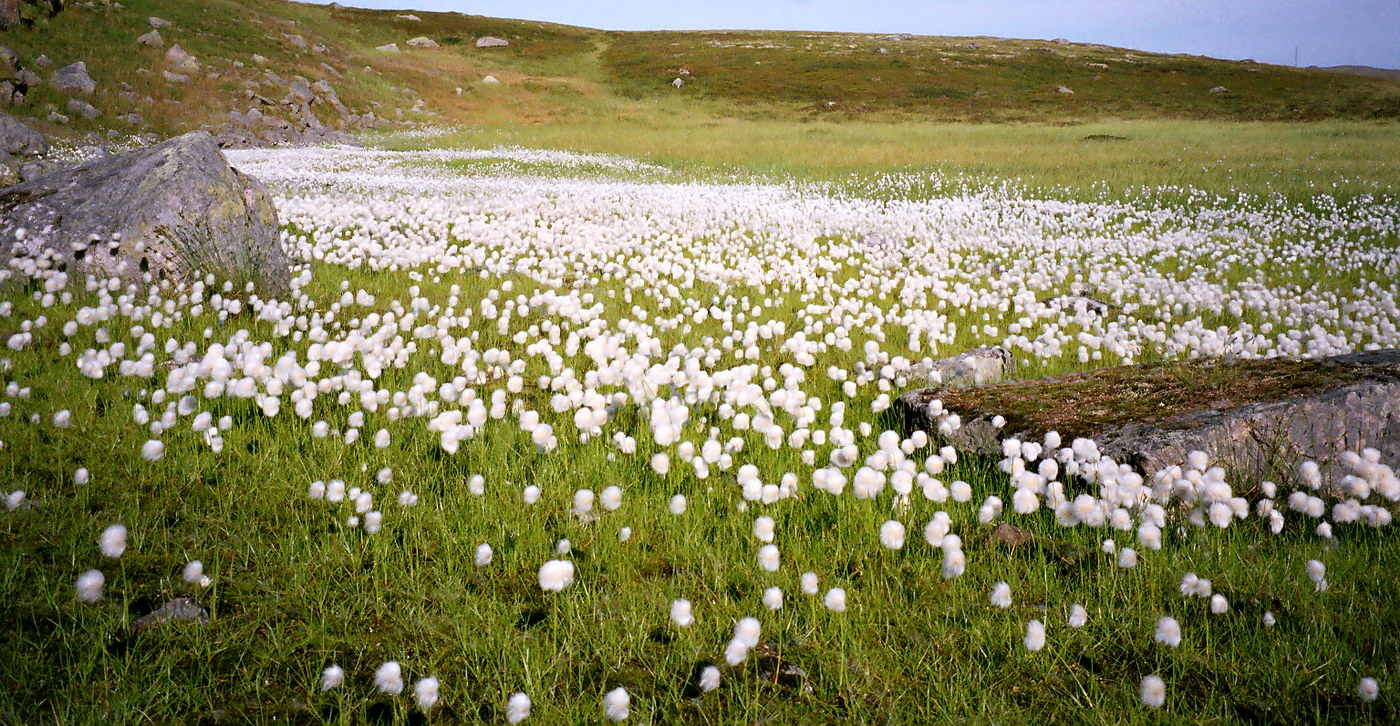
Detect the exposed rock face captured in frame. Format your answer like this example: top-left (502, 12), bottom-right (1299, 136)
top-left (52, 62), bottom-right (96, 94)
top-left (406, 36), bottom-right (439, 49)
top-left (908, 346), bottom-right (1015, 388)
top-left (0, 131), bottom-right (290, 296)
top-left (897, 351), bottom-right (1400, 484)
top-left (476, 36), bottom-right (510, 48)
top-left (0, 111), bottom-right (46, 156)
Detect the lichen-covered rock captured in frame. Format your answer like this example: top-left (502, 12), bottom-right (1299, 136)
top-left (898, 351), bottom-right (1400, 484)
top-left (0, 130), bottom-right (290, 296)
top-left (0, 111), bottom-right (45, 155)
top-left (65, 97), bottom-right (99, 119)
top-left (137, 29), bottom-right (164, 47)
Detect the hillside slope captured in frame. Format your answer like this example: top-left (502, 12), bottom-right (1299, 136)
top-left (0, 0), bottom-right (1397, 147)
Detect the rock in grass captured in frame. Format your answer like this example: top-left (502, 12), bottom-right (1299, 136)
top-left (137, 29), bottom-right (164, 48)
top-left (1057, 85), bottom-right (1074, 94)
top-left (1210, 86), bottom-right (1228, 94)
top-left (375, 43), bottom-right (400, 53)
top-left (65, 98), bottom-right (99, 119)
top-left (132, 598), bottom-right (209, 631)
top-left (1043, 294), bottom-right (1111, 316)
top-left (52, 62), bottom-right (96, 94)
top-left (163, 70), bottom-right (190, 84)
top-left (898, 351), bottom-right (1400, 483)
top-left (909, 346), bottom-right (1015, 388)
top-left (0, 111), bottom-right (46, 155)
top-left (406, 36), bottom-right (439, 49)
top-left (476, 36), bottom-right (510, 48)
top-left (0, 130), bottom-right (290, 296)
top-left (149, 16), bottom-right (172, 28)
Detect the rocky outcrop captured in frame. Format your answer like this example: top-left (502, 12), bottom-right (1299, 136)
top-left (0, 131), bottom-right (290, 296)
top-left (897, 351), bottom-right (1400, 484)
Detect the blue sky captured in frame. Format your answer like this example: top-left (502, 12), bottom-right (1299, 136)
top-left (311, 0), bottom-right (1398, 68)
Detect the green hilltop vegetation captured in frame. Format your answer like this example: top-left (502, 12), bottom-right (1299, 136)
top-left (5, 0), bottom-right (1400, 130)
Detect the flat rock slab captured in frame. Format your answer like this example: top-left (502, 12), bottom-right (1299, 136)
top-left (908, 346), bottom-right (1014, 388)
top-left (0, 130), bottom-right (290, 295)
top-left (897, 350), bottom-right (1400, 482)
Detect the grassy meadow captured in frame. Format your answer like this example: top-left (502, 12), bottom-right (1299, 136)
top-left (2, 0), bottom-right (1400, 724)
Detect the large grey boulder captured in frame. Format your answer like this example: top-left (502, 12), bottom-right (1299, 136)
top-left (0, 111), bottom-right (46, 156)
top-left (52, 62), bottom-right (96, 94)
top-left (475, 36), bottom-right (510, 48)
top-left (897, 351), bottom-right (1400, 485)
top-left (0, 131), bottom-right (290, 295)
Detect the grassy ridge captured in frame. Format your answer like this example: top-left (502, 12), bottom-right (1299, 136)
top-left (2, 0), bottom-right (1398, 145)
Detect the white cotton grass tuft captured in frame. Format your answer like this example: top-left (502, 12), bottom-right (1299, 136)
top-left (414, 676), bottom-right (440, 711)
top-left (724, 637), bottom-right (750, 665)
top-left (1068, 604), bottom-right (1088, 628)
top-left (990, 582), bottom-right (1012, 609)
top-left (763, 586), bottom-right (784, 610)
top-left (735, 617), bottom-right (761, 648)
top-left (1209, 593), bottom-right (1229, 614)
top-left (669, 494), bottom-right (687, 515)
top-left (5, 490), bottom-right (23, 510)
top-left (99, 524), bottom-right (128, 558)
top-left (1263, 611), bottom-right (1276, 627)
top-left (699, 665), bottom-right (721, 692)
top-left (507, 692), bottom-right (532, 724)
top-left (1305, 559), bottom-right (1326, 592)
top-left (398, 490), bottom-right (419, 507)
top-left (182, 560), bottom-right (211, 587)
top-left (319, 663), bottom-right (345, 691)
top-left (670, 599), bottom-right (694, 627)
top-left (1154, 616), bottom-right (1182, 647)
top-left (1024, 619), bottom-right (1046, 651)
top-left (801, 571), bottom-right (819, 595)
top-left (619, 526), bottom-right (632, 542)
top-left (374, 661), bottom-right (404, 694)
top-left (601, 485), bottom-right (623, 511)
top-left (603, 686), bottom-right (630, 721)
top-left (475, 543), bottom-right (494, 566)
top-left (538, 559), bottom-right (575, 592)
top-left (75, 569), bottom-right (104, 602)
top-left (141, 439), bottom-right (164, 461)
top-left (1139, 674), bottom-right (1166, 708)
top-left (758, 544), bottom-right (780, 572)
top-left (74, 467), bottom-right (90, 485)
top-left (879, 520), bottom-right (906, 549)
top-left (753, 516), bottom-right (775, 543)
top-left (1358, 677), bottom-right (1379, 702)
top-left (824, 587), bottom-right (847, 612)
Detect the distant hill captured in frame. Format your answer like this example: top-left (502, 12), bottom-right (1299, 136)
top-left (1, 0), bottom-right (1397, 145)
top-left (1312, 65), bottom-right (1400, 82)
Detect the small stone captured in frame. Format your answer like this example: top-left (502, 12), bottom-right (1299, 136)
top-left (284, 34), bottom-right (308, 49)
top-left (482, 75), bottom-right (500, 84)
top-left (1209, 86), bottom-right (1228, 94)
top-left (375, 43), bottom-right (400, 53)
top-left (476, 36), bottom-right (510, 48)
top-left (396, 14), bottom-right (421, 21)
top-left (148, 17), bottom-right (171, 28)
top-left (251, 54), bottom-right (268, 65)
top-left (137, 29), bottom-right (164, 47)
top-left (1057, 85), bottom-right (1074, 94)
top-left (65, 98), bottom-right (99, 119)
top-left (132, 598), bottom-right (209, 631)
top-left (406, 36), bottom-right (439, 49)
top-left (162, 71), bottom-right (190, 84)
